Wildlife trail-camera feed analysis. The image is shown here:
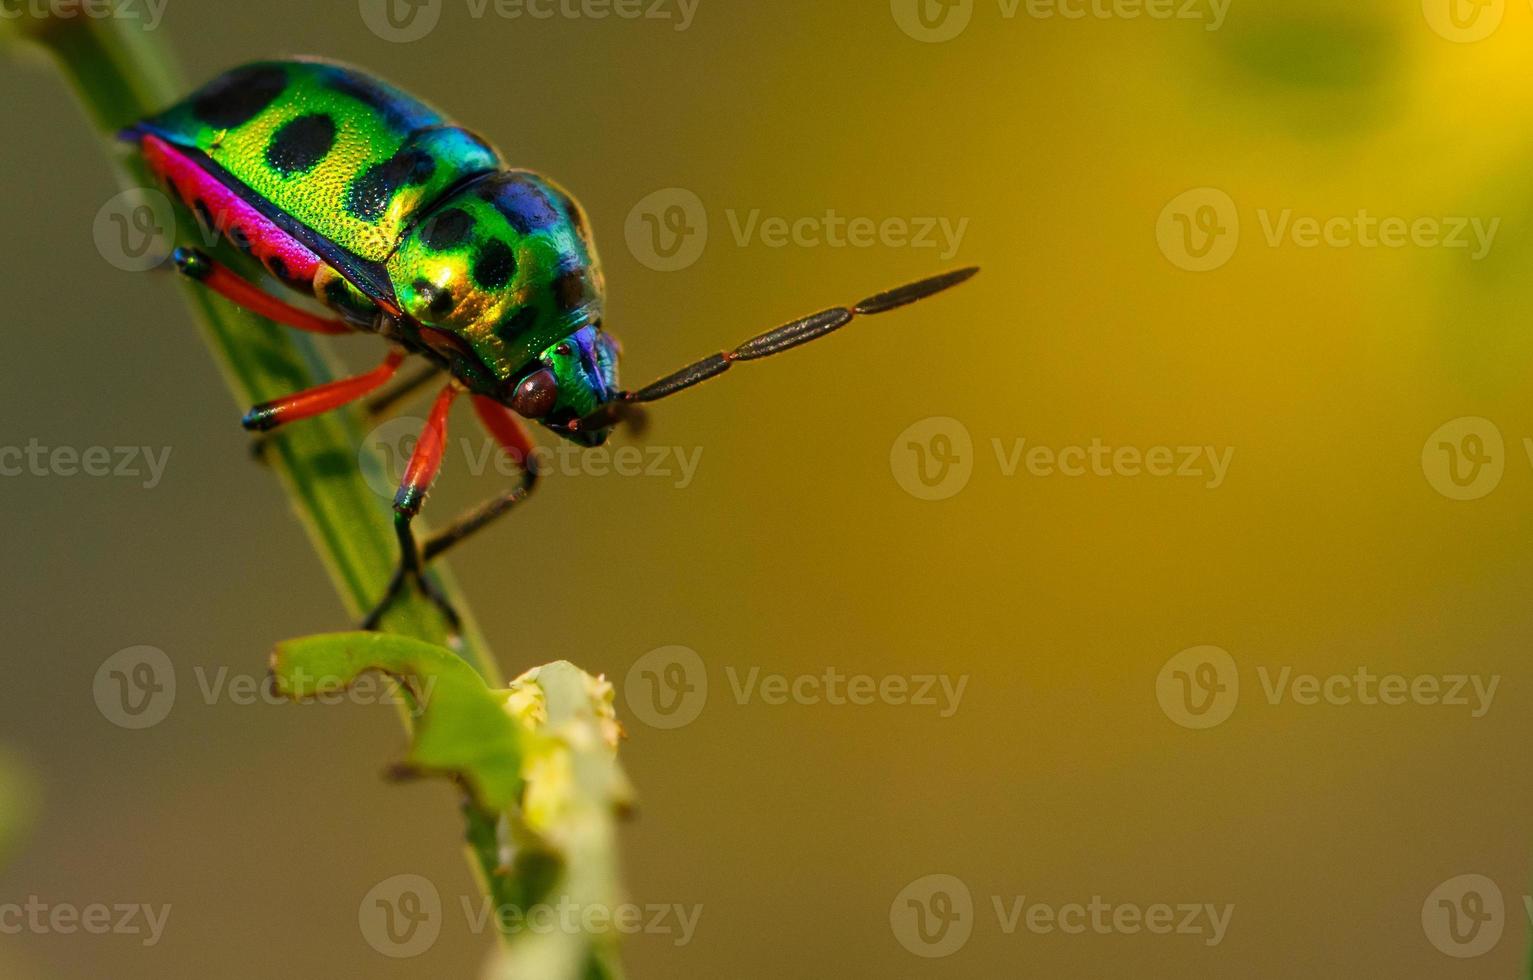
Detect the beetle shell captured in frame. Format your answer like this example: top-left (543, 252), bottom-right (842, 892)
top-left (133, 59), bottom-right (501, 266)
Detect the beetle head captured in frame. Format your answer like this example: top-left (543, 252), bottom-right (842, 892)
top-left (500, 325), bottom-right (622, 447)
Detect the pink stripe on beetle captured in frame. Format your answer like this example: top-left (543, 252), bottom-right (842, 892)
top-left (141, 134), bottom-right (322, 291)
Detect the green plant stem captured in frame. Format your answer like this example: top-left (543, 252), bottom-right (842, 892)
top-left (6, 11), bottom-right (522, 936)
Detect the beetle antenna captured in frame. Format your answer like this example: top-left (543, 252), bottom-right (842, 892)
top-left (565, 266), bottom-right (979, 433)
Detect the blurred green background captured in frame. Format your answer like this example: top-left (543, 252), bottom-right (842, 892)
top-left (3, 0), bottom-right (1533, 975)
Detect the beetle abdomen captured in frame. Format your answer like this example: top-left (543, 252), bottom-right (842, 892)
top-left (142, 133), bottom-right (323, 292)
top-left (129, 58), bottom-right (502, 267)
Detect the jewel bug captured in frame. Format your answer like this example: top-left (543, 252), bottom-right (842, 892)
top-left (120, 58), bottom-right (978, 630)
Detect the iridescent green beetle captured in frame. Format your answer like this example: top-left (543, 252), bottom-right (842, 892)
top-left (122, 57), bottom-right (977, 629)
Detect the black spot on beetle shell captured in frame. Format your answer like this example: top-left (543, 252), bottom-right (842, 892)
top-left (553, 269), bottom-right (592, 311)
top-left (193, 198), bottom-right (215, 232)
top-left (419, 208), bottom-right (474, 251)
top-left (345, 149), bottom-right (437, 222)
top-left (412, 278), bottom-right (457, 318)
top-left (324, 278), bottom-right (352, 307)
top-left (266, 256), bottom-right (289, 281)
top-left (473, 239), bottom-right (517, 290)
top-left (266, 114), bottom-right (337, 177)
top-left (192, 65), bottom-right (288, 129)
top-left (227, 224), bottom-right (253, 253)
top-left (495, 306), bottom-right (540, 344)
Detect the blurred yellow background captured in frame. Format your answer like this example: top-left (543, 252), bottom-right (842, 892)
top-left (3, 0), bottom-right (1533, 975)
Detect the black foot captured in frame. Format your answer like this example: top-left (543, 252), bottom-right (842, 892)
top-left (360, 562), bottom-right (463, 637)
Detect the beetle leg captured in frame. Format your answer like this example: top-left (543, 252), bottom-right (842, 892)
top-left (241, 350), bottom-right (407, 433)
top-left (175, 248), bottom-right (353, 336)
top-left (248, 362), bottom-right (443, 462)
top-left (420, 396), bottom-right (541, 563)
top-left (362, 385), bottom-right (464, 634)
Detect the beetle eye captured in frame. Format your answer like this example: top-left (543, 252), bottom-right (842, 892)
top-left (508, 368), bottom-right (559, 419)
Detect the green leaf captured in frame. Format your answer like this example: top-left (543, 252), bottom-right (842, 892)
top-left (272, 632), bottom-right (524, 810)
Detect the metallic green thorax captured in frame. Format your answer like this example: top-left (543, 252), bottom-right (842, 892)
top-left (389, 171), bottom-right (604, 391)
top-left (135, 58), bottom-right (611, 418)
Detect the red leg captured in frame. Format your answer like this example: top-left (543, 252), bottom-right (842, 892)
top-left (421, 397), bottom-right (541, 562)
top-left (362, 384), bottom-right (464, 634)
top-left (242, 350), bottom-right (406, 432)
top-left (395, 385), bottom-right (461, 517)
top-left (176, 248), bottom-right (352, 336)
